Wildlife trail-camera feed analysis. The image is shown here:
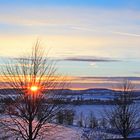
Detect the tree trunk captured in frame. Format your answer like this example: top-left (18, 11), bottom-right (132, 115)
top-left (29, 119), bottom-right (33, 140)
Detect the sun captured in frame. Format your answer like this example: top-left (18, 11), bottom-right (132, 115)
top-left (30, 86), bottom-right (39, 92)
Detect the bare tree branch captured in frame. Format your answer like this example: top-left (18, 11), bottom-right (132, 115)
top-left (0, 41), bottom-right (68, 140)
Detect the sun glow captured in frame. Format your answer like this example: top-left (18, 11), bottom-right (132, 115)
top-left (30, 86), bottom-right (39, 92)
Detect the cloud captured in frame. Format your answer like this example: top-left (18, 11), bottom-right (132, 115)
top-left (60, 56), bottom-right (120, 62)
top-left (68, 76), bottom-right (140, 90)
top-left (133, 71), bottom-right (140, 75)
top-left (0, 6), bottom-right (139, 29)
top-left (112, 31), bottom-right (140, 37)
top-left (0, 6), bottom-right (139, 63)
top-left (77, 76), bottom-right (140, 81)
top-left (89, 62), bottom-right (98, 68)
top-left (72, 26), bottom-right (140, 38)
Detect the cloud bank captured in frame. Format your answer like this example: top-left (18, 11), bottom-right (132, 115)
top-left (61, 56), bottom-right (120, 62)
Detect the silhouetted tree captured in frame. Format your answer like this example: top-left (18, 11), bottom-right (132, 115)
top-left (88, 112), bottom-right (98, 129)
top-left (105, 80), bottom-right (139, 139)
top-left (64, 109), bottom-right (75, 125)
top-left (0, 41), bottom-right (67, 140)
top-left (56, 110), bottom-right (64, 124)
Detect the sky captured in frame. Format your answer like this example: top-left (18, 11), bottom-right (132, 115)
top-left (0, 0), bottom-right (140, 89)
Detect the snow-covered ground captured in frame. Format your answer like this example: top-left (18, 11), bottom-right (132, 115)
top-left (74, 105), bottom-right (110, 118)
top-left (0, 88), bottom-right (140, 139)
top-left (0, 118), bottom-right (81, 140)
top-left (38, 125), bottom-right (81, 140)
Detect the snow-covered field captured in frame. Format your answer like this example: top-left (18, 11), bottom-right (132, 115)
top-left (0, 88), bottom-right (140, 139)
top-left (74, 105), bottom-right (110, 118)
top-left (0, 115), bottom-right (81, 140)
top-left (36, 125), bottom-right (81, 140)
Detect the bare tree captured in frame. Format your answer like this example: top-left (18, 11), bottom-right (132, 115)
top-left (105, 80), bottom-right (139, 139)
top-left (81, 128), bottom-right (118, 140)
top-left (0, 41), bottom-right (67, 140)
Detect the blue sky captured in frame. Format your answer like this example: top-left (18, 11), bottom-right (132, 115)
top-left (0, 0), bottom-right (140, 89)
top-left (0, 0), bottom-right (140, 8)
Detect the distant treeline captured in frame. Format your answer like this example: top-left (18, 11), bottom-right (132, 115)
top-left (47, 98), bottom-right (134, 105)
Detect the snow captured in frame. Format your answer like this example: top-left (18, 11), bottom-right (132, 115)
top-left (0, 88), bottom-right (140, 139)
top-left (74, 105), bottom-right (111, 118)
top-left (43, 125), bottom-right (81, 140)
top-left (0, 117), bottom-right (81, 140)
